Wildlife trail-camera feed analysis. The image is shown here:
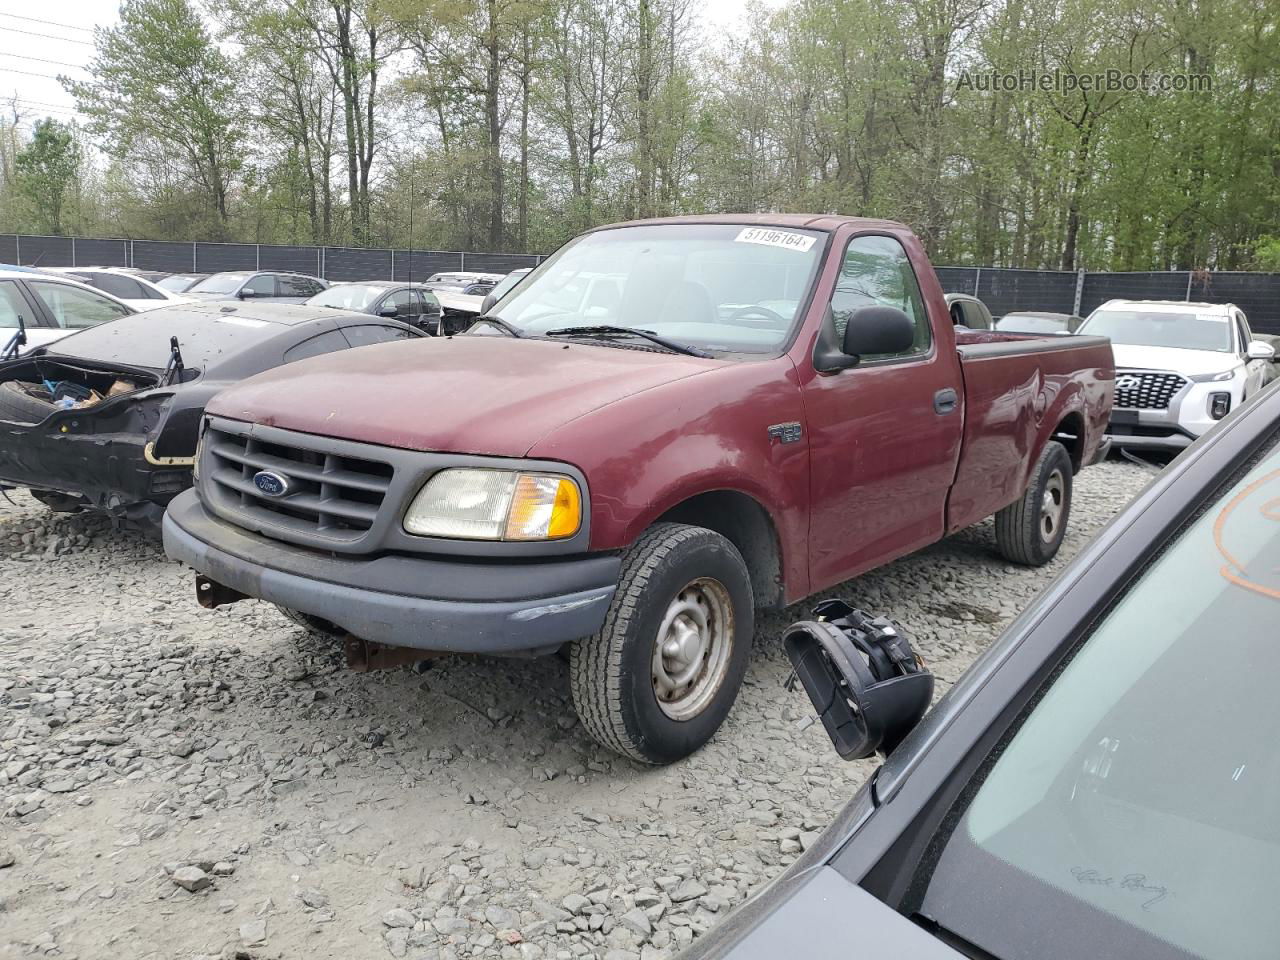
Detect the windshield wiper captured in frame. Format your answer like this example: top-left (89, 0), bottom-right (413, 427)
top-left (468, 315), bottom-right (522, 338)
top-left (162, 336), bottom-right (185, 386)
top-left (544, 325), bottom-right (712, 358)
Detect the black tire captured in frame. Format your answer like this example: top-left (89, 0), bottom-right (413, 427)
top-left (570, 523), bottom-right (754, 764)
top-left (275, 605), bottom-right (344, 637)
top-left (0, 380), bottom-right (55, 425)
top-left (995, 440), bottom-right (1073, 566)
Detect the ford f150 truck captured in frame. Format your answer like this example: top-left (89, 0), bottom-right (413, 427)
top-left (163, 215), bottom-right (1114, 763)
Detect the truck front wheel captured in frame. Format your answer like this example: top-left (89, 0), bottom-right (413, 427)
top-left (995, 440), bottom-right (1073, 566)
top-left (570, 523), bottom-right (754, 764)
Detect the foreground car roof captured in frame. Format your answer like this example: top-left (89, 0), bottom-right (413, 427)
top-left (593, 212), bottom-right (912, 234)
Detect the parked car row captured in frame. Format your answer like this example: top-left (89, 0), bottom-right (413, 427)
top-left (944, 288), bottom-right (1277, 452)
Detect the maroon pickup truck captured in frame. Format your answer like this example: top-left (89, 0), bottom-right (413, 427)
top-left (163, 215), bottom-right (1114, 763)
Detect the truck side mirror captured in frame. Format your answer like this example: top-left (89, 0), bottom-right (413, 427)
top-left (843, 306), bottom-right (915, 357)
top-left (783, 599), bottom-right (933, 760)
top-left (480, 292), bottom-right (498, 315)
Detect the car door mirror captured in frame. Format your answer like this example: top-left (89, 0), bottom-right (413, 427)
top-left (843, 306), bottom-right (915, 358)
top-left (783, 599), bottom-right (933, 760)
top-left (480, 292), bottom-right (498, 314)
top-left (378, 305), bottom-right (399, 318)
top-left (1246, 340), bottom-right (1275, 361)
top-left (238, 288), bottom-right (256, 299)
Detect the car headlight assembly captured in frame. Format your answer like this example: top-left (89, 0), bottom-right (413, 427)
top-left (403, 468), bottom-right (582, 541)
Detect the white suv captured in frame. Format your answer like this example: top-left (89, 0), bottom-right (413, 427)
top-left (1079, 299), bottom-right (1275, 450)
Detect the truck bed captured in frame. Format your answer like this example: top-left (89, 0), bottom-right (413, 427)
top-left (947, 331), bottom-right (1115, 532)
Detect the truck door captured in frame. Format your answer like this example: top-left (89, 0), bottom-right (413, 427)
top-left (800, 233), bottom-right (965, 590)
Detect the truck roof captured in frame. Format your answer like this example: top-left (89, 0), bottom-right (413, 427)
top-left (589, 213), bottom-right (911, 234)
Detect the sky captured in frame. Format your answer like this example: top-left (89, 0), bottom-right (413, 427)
top-left (0, 0), bottom-right (783, 132)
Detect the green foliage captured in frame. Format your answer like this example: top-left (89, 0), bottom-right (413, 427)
top-left (0, 0), bottom-right (1273, 267)
top-left (14, 119), bottom-right (81, 235)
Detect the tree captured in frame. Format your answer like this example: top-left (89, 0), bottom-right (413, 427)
top-left (63, 0), bottom-right (244, 237)
top-left (14, 119), bottom-right (81, 235)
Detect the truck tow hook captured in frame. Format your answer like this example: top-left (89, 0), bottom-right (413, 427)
top-left (343, 636), bottom-right (442, 673)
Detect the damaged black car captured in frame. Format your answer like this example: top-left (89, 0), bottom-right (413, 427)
top-left (0, 301), bottom-right (423, 529)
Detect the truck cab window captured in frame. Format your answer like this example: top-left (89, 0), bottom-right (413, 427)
top-left (830, 235), bottom-right (930, 361)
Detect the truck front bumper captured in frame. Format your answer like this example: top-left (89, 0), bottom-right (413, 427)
top-left (163, 490), bottom-right (620, 655)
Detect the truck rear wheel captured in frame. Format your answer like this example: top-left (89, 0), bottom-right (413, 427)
top-left (570, 523), bottom-right (753, 764)
top-left (995, 440), bottom-right (1073, 566)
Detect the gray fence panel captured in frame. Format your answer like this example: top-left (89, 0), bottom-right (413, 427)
top-left (258, 245), bottom-right (322, 276)
top-left (74, 238), bottom-right (129, 267)
top-left (324, 247), bottom-right (394, 281)
top-left (0, 235), bottom-right (16, 264)
top-left (1190, 272), bottom-right (1280, 335)
top-left (132, 240), bottom-right (193, 272)
top-left (976, 268), bottom-right (1077, 317)
top-left (392, 250), bottom-right (464, 281)
top-left (1080, 272), bottom-right (1189, 315)
top-left (16, 235), bottom-right (73, 267)
top-left (196, 243), bottom-right (257, 273)
top-left (463, 253), bottom-right (540, 274)
top-left (934, 267), bottom-right (978, 296)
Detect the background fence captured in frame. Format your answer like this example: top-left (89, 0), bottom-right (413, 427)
top-left (4, 233), bottom-right (1280, 334)
top-left (0, 234), bottom-right (541, 284)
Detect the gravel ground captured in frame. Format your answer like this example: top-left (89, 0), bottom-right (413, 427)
top-left (0, 460), bottom-right (1152, 960)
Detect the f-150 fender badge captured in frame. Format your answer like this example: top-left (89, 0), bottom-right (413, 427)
top-left (767, 422), bottom-right (804, 444)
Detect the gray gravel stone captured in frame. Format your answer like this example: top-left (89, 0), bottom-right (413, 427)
top-left (170, 866), bottom-right (211, 893)
top-left (0, 465), bottom-right (1152, 957)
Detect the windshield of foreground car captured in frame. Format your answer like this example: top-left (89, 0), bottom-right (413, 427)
top-left (919, 432), bottom-right (1280, 960)
top-left (1080, 308), bottom-right (1233, 352)
top-left (189, 273), bottom-right (248, 295)
top-left (488, 223), bottom-right (826, 354)
top-left (306, 284), bottom-right (384, 311)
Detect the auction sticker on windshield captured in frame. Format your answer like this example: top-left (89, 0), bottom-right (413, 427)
top-left (734, 227), bottom-right (816, 253)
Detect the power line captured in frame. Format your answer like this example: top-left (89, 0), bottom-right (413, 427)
top-left (0, 51), bottom-right (89, 71)
top-left (0, 65), bottom-right (66, 81)
top-left (1, 26), bottom-right (94, 46)
top-left (0, 12), bottom-right (95, 34)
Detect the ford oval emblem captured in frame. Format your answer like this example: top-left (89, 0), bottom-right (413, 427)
top-left (253, 470), bottom-right (291, 497)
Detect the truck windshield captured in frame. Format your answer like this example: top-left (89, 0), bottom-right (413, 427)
top-left (1080, 308), bottom-right (1232, 352)
top-left (489, 223), bottom-right (825, 354)
top-left (918, 432), bottom-right (1280, 960)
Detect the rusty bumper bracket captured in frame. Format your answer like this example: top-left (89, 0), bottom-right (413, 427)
top-left (196, 574), bottom-right (249, 609)
top-left (343, 636), bottom-right (441, 673)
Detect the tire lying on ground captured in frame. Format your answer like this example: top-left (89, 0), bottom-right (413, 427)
top-left (570, 522), bottom-right (754, 764)
top-left (275, 605), bottom-right (344, 637)
top-left (0, 380), bottom-right (56, 425)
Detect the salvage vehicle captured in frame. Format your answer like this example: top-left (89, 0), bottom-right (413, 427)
top-left (155, 273), bottom-right (209, 294)
top-left (943, 292), bottom-right (993, 330)
top-left (0, 302), bottom-right (422, 527)
top-left (480, 267), bottom-right (533, 314)
top-left (995, 310), bottom-right (1083, 335)
top-left (163, 214), bottom-right (1114, 763)
top-left (1079, 299), bottom-right (1273, 450)
top-left (304, 281), bottom-right (443, 333)
top-left (46, 266), bottom-right (195, 311)
top-left (185, 270), bottom-right (328, 303)
top-left (681, 377), bottom-right (1280, 960)
top-left (0, 267), bottom-right (134, 356)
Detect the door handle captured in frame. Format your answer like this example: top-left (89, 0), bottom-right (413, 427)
top-left (934, 388), bottom-right (958, 415)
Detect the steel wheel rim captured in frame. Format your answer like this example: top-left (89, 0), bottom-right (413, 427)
top-left (1040, 469), bottom-right (1066, 543)
top-left (651, 577), bottom-right (734, 721)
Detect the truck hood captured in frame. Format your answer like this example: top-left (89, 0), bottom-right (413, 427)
top-left (1111, 343), bottom-right (1240, 377)
top-left (204, 334), bottom-right (722, 457)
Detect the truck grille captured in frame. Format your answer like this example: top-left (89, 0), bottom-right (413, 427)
top-left (1113, 371), bottom-right (1186, 410)
top-left (204, 422), bottom-right (393, 542)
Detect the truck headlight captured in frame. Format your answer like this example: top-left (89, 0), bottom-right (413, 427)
top-left (403, 468), bottom-right (582, 540)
